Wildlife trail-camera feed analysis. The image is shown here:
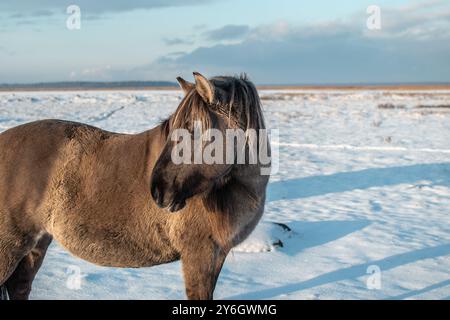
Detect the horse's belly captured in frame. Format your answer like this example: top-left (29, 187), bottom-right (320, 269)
top-left (51, 220), bottom-right (180, 268)
top-left (57, 235), bottom-right (179, 268)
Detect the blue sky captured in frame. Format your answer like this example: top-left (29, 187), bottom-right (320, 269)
top-left (0, 0), bottom-right (449, 84)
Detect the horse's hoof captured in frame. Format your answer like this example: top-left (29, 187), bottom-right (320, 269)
top-left (0, 285), bottom-right (9, 300)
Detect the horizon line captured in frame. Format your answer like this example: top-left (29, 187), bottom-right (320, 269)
top-left (1, 80), bottom-right (450, 92)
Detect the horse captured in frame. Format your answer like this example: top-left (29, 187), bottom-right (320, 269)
top-left (0, 72), bottom-right (270, 300)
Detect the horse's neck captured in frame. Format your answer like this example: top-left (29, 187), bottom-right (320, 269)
top-left (137, 125), bottom-right (166, 168)
top-left (98, 125), bottom-right (166, 176)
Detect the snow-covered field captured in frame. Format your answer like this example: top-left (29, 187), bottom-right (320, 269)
top-left (0, 89), bottom-right (449, 300)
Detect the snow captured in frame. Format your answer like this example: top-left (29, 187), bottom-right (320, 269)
top-left (0, 89), bottom-right (449, 300)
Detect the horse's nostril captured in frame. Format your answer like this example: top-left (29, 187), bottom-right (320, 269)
top-left (151, 181), bottom-right (164, 207)
top-left (151, 183), bottom-right (157, 199)
top-left (152, 189), bottom-right (159, 202)
top-left (168, 199), bottom-right (186, 212)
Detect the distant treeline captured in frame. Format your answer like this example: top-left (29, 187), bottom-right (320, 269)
top-left (0, 81), bottom-right (178, 90)
top-left (1, 81), bottom-right (449, 91)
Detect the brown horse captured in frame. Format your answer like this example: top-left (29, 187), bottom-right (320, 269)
top-left (0, 72), bottom-right (270, 300)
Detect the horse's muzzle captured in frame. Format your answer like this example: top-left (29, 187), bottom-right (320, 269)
top-left (167, 199), bottom-right (186, 212)
top-left (150, 178), bottom-right (186, 212)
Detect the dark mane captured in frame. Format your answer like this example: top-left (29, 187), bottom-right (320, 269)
top-left (162, 75), bottom-right (265, 137)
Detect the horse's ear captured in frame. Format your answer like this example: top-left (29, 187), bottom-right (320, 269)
top-left (176, 77), bottom-right (194, 94)
top-left (193, 72), bottom-right (214, 104)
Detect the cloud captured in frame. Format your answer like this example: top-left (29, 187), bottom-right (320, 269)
top-left (7, 0), bottom-right (446, 84)
top-left (16, 20), bottom-right (37, 26)
top-left (69, 65), bottom-right (114, 81)
top-left (163, 38), bottom-right (194, 46)
top-left (8, 13), bottom-right (25, 19)
top-left (166, 51), bottom-right (188, 58)
top-left (137, 1), bottom-right (450, 84)
top-left (32, 10), bottom-right (55, 17)
top-left (203, 24), bottom-right (250, 41)
top-left (0, 0), bottom-right (214, 15)
top-left (193, 24), bottom-right (208, 30)
top-left (362, 0), bottom-right (450, 40)
top-left (1, 0), bottom-right (215, 27)
top-left (0, 45), bottom-right (16, 56)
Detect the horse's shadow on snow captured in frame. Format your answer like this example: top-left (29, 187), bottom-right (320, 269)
top-left (276, 220), bottom-right (371, 256)
top-left (239, 162), bottom-right (450, 299)
top-left (387, 278), bottom-right (450, 300)
top-left (267, 162), bottom-right (450, 202)
top-left (226, 243), bottom-right (450, 299)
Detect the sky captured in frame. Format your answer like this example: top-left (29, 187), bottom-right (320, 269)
top-left (0, 0), bottom-right (449, 84)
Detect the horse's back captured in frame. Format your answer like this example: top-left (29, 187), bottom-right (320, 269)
top-left (0, 120), bottom-right (110, 231)
top-left (0, 119), bottom-right (109, 163)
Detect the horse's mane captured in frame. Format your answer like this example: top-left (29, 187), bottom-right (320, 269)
top-left (162, 74), bottom-right (265, 136)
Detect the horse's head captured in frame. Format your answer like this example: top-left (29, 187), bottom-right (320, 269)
top-left (150, 72), bottom-right (265, 212)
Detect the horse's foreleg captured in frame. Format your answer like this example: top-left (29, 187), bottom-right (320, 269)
top-left (181, 241), bottom-right (228, 300)
top-left (5, 233), bottom-right (53, 300)
top-left (0, 285), bottom-right (9, 300)
top-left (0, 237), bottom-right (32, 300)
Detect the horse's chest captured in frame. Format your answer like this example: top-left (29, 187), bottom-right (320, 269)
top-left (232, 205), bottom-right (264, 246)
